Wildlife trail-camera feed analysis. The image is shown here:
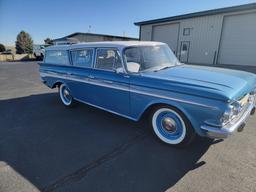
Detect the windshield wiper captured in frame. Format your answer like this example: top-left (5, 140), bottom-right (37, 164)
top-left (160, 66), bottom-right (172, 70)
top-left (153, 66), bottom-right (172, 72)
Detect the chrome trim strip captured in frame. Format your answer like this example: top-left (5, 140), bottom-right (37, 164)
top-left (74, 98), bottom-right (137, 121)
top-left (130, 89), bottom-right (214, 109)
top-left (40, 72), bottom-right (216, 109)
top-left (41, 72), bottom-right (129, 92)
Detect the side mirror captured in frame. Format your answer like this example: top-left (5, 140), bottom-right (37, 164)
top-left (115, 67), bottom-right (125, 74)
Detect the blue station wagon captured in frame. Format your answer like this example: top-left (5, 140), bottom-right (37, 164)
top-left (39, 41), bottom-right (256, 146)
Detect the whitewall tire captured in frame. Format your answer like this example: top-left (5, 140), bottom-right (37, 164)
top-left (59, 84), bottom-right (75, 107)
top-left (151, 106), bottom-right (195, 146)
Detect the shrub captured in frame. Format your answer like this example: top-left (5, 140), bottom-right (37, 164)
top-left (0, 44), bottom-right (6, 52)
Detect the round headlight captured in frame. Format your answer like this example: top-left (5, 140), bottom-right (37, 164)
top-left (232, 101), bottom-right (241, 116)
top-left (221, 105), bottom-right (234, 125)
top-left (221, 102), bottom-right (241, 125)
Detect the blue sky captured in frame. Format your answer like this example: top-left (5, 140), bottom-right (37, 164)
top-left (0, 0), bottom-right (255, 45)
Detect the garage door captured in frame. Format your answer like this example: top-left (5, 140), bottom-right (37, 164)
top-left (152, 23), bottom-right (179, 54)
top-left (218, 13), bottom-right (256, 66)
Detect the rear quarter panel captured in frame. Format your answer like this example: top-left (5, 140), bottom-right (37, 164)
top-left (39, 63), bottom-right (93, 100)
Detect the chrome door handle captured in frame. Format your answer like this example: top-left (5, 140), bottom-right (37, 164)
top-left (88, 75), bottom-right (95, 79)
top-left (67, 72), bottom-right (73, 75)
top-left (103, 80), bottom-right (113, 84)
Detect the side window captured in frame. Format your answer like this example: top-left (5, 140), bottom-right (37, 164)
top-left (124, 47), bottom-right (141, 73)
top-left (95, 49), bottom-right (122, 71)
top-left (71, 49), bottom-right (93, 68)
top-left (44, 50), bottom-right (69, 65)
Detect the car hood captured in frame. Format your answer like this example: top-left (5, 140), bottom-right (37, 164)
top-left (141, 65), bottom-right (256, 101)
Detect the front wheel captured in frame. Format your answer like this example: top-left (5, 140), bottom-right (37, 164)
top-left (151, 106), bottom-right (195, 147)
top-left (59, 84), bottom-right (76, 107)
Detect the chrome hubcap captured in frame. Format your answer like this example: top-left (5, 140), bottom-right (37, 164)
top-left (62, 87), bottom-right (71, 103)
top-left (161, 117), bottom-right (177, 133)
top-left (64, 89), bottom-right (69, 97)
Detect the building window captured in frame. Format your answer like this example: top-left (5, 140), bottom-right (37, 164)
top-left (182, 44), bottom-right (188, 51)
top-left (183, 28), bottom-right (191, 36)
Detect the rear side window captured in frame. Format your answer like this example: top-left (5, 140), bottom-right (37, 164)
top-left (44, 50), bottom-right (69, 65)
top-left (95, 49), bottom-right (122, 71)
top-left (71, 49), bottom-right (93, 68)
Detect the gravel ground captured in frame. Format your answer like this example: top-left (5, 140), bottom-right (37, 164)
top-left (0, 61), bottom-right (256, 192)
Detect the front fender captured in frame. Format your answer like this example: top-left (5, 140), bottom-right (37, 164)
top-left (138, 99), bottom-right (202, 134)
top-left (133, 97), bottom-right (223, 136)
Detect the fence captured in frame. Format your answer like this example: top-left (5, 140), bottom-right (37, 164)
top-left (0, 54), bottom-right (34, 61)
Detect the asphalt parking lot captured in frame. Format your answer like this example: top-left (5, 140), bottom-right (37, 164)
top-left (0, 61), bottom-right (256, 192)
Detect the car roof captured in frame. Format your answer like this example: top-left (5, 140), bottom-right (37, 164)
top-left (45, 41), bottom-right (166, 51)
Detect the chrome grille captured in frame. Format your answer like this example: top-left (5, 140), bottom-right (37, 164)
top-left (238, 94), bottom-right (249, 108)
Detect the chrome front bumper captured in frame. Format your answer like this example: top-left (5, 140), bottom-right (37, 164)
top-left (201, 98), bottom-right (256, 139)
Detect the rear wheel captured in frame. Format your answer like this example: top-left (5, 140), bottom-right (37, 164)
top-left (59, 84), bottom-right (75, 107)
top-left (150, 106), bottom-right (195, 147)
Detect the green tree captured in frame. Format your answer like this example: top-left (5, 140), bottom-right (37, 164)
top-left (0, 44), bottom-right (6, 52)
top-left (15, 31), bottom-right (33, 54)
top-left (44, 38), bottom-right (53, 45)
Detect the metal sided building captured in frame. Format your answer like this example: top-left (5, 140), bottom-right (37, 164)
top-left (52, 32), bottom-right (138, 45)
top-left (135, 3), bottom-right (256, 66)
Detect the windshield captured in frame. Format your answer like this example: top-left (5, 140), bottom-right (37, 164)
top-left (124, 44), bottom-right (180, 73)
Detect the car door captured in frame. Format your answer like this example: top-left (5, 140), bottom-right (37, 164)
top-left (87, 48), bottom-right (130, 116)
top-left (67, 48), bottom-right (95, 102)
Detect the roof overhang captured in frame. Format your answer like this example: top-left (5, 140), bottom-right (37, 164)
top-left (52, 32), bottom-right (138, 42)
top-left (134, 3), bottom-right (256, 26)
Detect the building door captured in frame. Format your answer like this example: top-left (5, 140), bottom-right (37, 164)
top-left (218, 12), bottom-right (256, 66)
top-left (180, 41), bottom-right (190, 63)
top-left (152, 23), bottom-right (180, 55)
